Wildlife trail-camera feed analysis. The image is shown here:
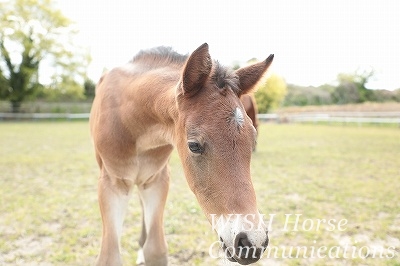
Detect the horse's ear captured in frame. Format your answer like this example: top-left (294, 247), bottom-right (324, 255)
top-left (235, 54), bottom-right (274, 96)
top-left (180, 43), bottom-right (212, 97)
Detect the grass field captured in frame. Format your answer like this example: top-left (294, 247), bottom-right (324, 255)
top-left (0, 122), bottom-right (399, 265)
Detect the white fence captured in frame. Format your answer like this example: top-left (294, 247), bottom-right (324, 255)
top-left (1, 112), bottom-right (400, 125)
top-left (258, 112), bottom-right (400, 125)
top-left (0, 113), bottom-right (90, 120)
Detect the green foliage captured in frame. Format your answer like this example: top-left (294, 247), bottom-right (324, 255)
top-left (333, 69), bottom-right (375, 104)
top-left (372, 88), bottom-right (400, 102)
top-left (284, 84), bottom-right (334, 106)
top-left (84, 79), bottom-right (96, 99)
top-left (0, 0), bottom-right (90, 112)
top-left (40, 84), bottom-right (86, 101)
top-left (283, 69), bottom-right (400, 107)
top-left (331, 81), bottom-right (361, 104)
top-left (255, 74), bottom-right (287, 113)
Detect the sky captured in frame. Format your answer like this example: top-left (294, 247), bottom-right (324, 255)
top-left (56, 0), bottom-right (400, 90)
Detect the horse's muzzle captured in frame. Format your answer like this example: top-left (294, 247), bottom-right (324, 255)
top-left (222, 231), bottom-right (269, 265)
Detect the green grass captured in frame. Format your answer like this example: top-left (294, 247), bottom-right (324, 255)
top-left (0, 122), bottom-right (399, 265)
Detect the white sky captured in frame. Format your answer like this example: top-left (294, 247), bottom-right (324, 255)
top-left (56, 0), bottom-right (400, 90)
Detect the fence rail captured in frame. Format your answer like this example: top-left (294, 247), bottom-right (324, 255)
top-left (0, 113), bottom-right (90, 120)
top-left (1, 112), bottom-right (400, 125)
top-left (258, 112), bottom-right (400, 124)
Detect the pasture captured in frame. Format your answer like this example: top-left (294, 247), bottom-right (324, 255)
top-left (0, 121), bottom-right (399, 265)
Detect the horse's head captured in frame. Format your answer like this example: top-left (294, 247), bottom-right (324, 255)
top-left (175, 43), bottom-right (273, 264)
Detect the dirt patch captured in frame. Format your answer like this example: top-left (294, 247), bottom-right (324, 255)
top-left (0, 236), bottom-right (53, 265)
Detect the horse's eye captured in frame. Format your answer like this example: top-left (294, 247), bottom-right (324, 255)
top-left (188, 141), bottom-right (204, 154)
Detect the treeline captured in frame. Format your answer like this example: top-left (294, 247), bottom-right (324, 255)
top-left (33, 79), bottom-right (96, 102)
top-left (283, 84), bottom-right (400, 107)
top-left (283, 71), bottom-right (400, 107)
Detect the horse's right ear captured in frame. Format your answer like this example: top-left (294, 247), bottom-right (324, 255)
top-left (180, 43), bottom-right (212, 97)
top-left (235, 54), bottom-right (274, 96)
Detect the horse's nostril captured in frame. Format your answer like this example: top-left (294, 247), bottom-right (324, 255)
top-left (232, 232), bottom-right (268, 264)
top-left (234, 232), bottom-right (254, 257)
top-left (237, 233), bottom-right (252, 248)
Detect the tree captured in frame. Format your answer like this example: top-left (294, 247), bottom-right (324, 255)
top-left (331, 81), bottom-right (360, 104)
top-left (255, 74), bottom-right (287, 113)
top-left (332, 69), bottom-right (375, 104)
top-left (0, 0), bottom-right (90, 112)
top-left (84, 78), bottom-right (96, 99)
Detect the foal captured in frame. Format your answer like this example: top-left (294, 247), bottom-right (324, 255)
top-left (90, 43), bottom-right (273, 265)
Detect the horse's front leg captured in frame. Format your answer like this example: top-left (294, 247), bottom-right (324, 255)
top-left (137, 166), bottom-right (169, 266)
top-left (136, 199), bottom-right (146, 265)
top-left (96, 171), bottom-right (132, 266)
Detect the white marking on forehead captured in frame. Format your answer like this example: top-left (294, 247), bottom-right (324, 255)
top-left (233, 107), bottom-right (244, 127)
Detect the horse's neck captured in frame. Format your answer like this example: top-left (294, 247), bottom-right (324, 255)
top-left (144, 84), bottom-right (178, 126)
top-left (106, 63), bottom-right (182, 147)
top-left (122, 69), bottom-right (179, 132)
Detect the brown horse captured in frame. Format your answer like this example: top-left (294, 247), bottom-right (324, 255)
top-left (240, 94), bottom-right (258, 133)
top-left (90, 43), bottom-right (273, 265)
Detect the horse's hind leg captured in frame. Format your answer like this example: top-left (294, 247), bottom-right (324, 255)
top-left (137, 165), bottom-right (170, 266)
top-left (96, 171), bottom-right (132, 266)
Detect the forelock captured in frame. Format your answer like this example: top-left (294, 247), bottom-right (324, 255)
top-left (211, 61), bottom-right (240, 94)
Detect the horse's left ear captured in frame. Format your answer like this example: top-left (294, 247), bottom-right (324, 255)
top-left (235, 54), bottom-right (274, 96)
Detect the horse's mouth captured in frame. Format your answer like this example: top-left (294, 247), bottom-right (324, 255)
top-left (221, 242), bottom-right (237, 262)
top-left (221, 242), bottom-right (262, 265)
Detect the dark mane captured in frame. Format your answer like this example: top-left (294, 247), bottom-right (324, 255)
top-left (211, 62), bottom-right (240, 94)
top-left (132, 47), bottom-right (240, 94)
top-left (131, 46), bottom-right (188, 67)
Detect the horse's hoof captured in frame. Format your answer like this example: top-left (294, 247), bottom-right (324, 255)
top-left (136, 248), bottom-right (145, 265)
